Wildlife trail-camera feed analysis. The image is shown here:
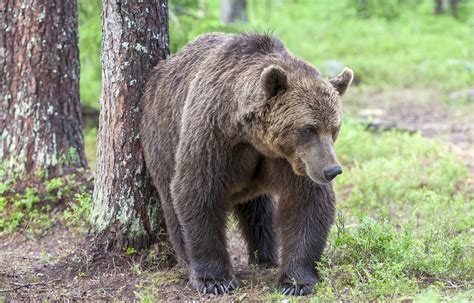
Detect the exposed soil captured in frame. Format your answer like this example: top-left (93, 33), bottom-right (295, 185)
top-left (347, 89), bottom-right (473, 175)
top-left (0, 224), bottom-right (275, 301)
top-left (1, 88), bottom-right (472, 301)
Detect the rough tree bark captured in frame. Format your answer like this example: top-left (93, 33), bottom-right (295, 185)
top-left (0, 0), bottom-right (87, 179)
top-left (221, 0), bottom-right (247, 24)
top-left (90, 0), bottom-right (170, 250)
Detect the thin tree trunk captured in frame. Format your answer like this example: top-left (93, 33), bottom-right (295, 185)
top-left (0, 0), bottom-right (86, 179)
top-left (91, 0), bottom-right (169, 250)
top-left (221, 0), bottom-right (248, 24)
top-left (449, 0), bottom-right (458, 17)
top-left (434, 0), bottom-right (444, 14)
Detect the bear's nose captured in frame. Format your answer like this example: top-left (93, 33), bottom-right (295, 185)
top-left (324, 165), bottom-right (342, 181)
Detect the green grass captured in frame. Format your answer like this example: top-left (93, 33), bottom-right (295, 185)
top-left (335, 120), bottom-right (472, 229)
top-left (322, 121), bottom-right (472, 300)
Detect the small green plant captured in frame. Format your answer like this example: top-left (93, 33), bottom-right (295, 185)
top-left (131, 263), bottom-right (143, 275)
top-left (126, 247), bottom-right (137, 255)
top-left (0, 172), bottom-right (92, 234)
top-left (67, 147), bottom-right (78, 164)
top-left (0, 187), bottom-right (41, 232)
top-left (45, 177), bottom-right (64, 192)
top-left (63, 192), bottom-right (93, 231)
top-left (250, 250), bottom-right (260, 274)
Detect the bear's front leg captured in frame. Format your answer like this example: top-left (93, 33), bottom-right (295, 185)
top-left (170, 140), bottom-right (238, 295)
top-left (276, 178), bottom-right (336, 296)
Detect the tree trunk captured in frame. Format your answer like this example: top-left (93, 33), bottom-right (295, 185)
top-left (434, 0), bottom-right (444, 14)
top-left (449, 0), bottom-right (458, 18)
top-left (0, 0), bottom-right (87, 179)
top-left (91, 0), bottom-right (170, 250)
top-left (221, 0), bottom-right (247, 24)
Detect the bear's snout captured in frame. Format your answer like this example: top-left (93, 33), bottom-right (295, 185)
top-left (323, 165), bottom-right (343, 181)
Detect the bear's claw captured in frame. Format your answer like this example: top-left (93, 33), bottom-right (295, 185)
top-left (194, 278), bottom-right (238, 295)
top-left (281, 283), bottom-right (313, 296)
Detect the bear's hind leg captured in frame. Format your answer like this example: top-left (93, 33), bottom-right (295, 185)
top-left (159, 189), bottom-right (189, 266)
top-left (234, 195), bottom-right (277, 268)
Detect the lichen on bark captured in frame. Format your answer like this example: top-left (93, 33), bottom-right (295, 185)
top-left (0, 0), bottom-right (87, 180)
top-left (90, 0), bottom-right (169, 250)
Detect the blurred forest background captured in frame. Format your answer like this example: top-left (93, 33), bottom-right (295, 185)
top-left (1, 0), bottom-right (473, 301)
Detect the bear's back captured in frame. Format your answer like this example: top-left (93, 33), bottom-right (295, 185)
top-left (142, 33), bottom-right (290, 133)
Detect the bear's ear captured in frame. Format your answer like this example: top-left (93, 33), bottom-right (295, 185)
top-left (329, 67), bottom-right (354, 96)
top-left (260, 65), bottom-right (288, 100)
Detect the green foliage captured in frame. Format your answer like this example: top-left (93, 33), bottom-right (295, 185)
top-left (126, 247), bottom-right (138, 255)
top-left (169, 0), bottom-right (241, 53)
top-left (0, 186), bottom-right (51, 233)
top-left (168, 0), bottom-right (472, 91)
top-left (0, 173), bottom-right (93, 235)
top-left (63, 192), bottom-right (93, 232)
top-left (313, 121), bottom-right (473, 300)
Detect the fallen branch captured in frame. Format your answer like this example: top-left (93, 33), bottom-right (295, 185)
top-left (362, 119), bottom-right (417, 134)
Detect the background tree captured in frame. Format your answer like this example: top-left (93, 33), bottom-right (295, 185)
top-left (90, 0), bottom-right (170, 250)
top-left (221, 0), bottom-right (247, 24)
top-left (434, 0), bottom-right (459, 17)
top-left (0, 0), bottom-right (87, 179)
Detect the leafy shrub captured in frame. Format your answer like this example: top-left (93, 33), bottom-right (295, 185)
top-left (63, 192), bottom-right (93, 232)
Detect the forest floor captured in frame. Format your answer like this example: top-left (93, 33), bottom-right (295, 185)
top-left (1, 88), bottom-right (473, 302)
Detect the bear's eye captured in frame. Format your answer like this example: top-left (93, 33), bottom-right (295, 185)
top-left (300, 125), bottom-right (316, 141)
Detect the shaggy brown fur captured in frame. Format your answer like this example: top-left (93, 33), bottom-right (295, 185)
top-left (140, 33), bottom-right (353, 296)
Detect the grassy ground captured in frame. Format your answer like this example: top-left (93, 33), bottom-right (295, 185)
top-left (1, 0), bottom-right (473, 301)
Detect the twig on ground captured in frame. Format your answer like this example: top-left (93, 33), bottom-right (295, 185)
top-left (445, 279), bottom-right (472, 289)
top-left (0, 278), bottom-right (61, 293)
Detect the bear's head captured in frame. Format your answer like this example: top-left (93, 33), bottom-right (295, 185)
top-left (252, 64), bottom-right (353, 184)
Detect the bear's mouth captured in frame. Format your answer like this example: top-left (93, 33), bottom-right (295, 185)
top-left (291, 157), bottom-right (306, 176)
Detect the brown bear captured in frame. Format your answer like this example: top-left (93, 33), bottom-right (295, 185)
top-left (140, 33), bottom-right (353, 296)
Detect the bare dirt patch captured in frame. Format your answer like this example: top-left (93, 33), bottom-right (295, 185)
top-left (0, 225), bottom-right (278, 301)
top-left (346, 89), bottom-right (473, 176)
